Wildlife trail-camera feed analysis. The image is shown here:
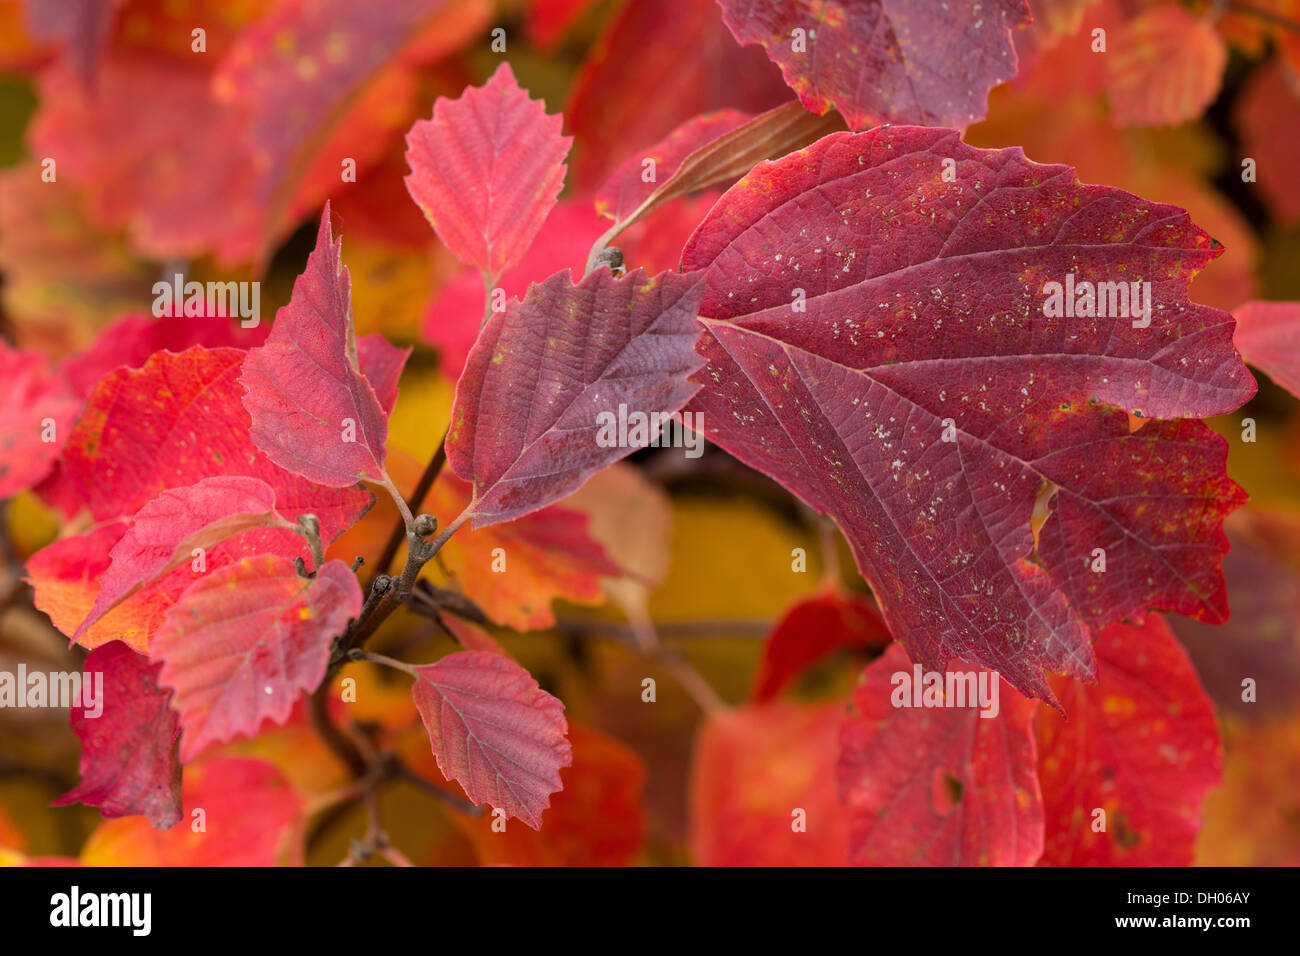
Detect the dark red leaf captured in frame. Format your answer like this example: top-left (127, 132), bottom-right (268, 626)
top-left (412, 650), bottom-right (572, 828)
top-left (447, 266), bottom-right (706, 525)
top-left (681, 125), bottom-right (1255, 701)
top-left (53, 641), bottom-right (182, 830)
top-left (717, 0), bottom-right (1031, 129)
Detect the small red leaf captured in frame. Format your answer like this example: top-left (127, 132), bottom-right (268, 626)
top-left (717, 0), bottom-right (1031, 129)
top-left (404, 62), bottom-right (571, 278)
top-left (153, 555), bottom-right (363, 760)
top-left (52, 641), bottom-right (183, 830)
top-left (240, 205), bottom-right (393, 487)
top-left (1233, 300), bottom-right (1300, 399)
top-left (447, 266), bottom-right (706, 525)
top-left (412, 650), bottom-right (572, 828)
top-left (1035, 614), bottom-right (1222, 865)
top-left (838, 643), bottom-right (1043, 865)
top-left (73, 476), bottom-right (291, 643)
top-left (752, 589), bottom-right (892, 702)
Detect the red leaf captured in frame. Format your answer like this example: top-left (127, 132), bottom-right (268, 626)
top-left (240, 206), bottom-right (393, 487)
top-left (212, 0), bottom-right (493, 252)
top-left (448, 723), bottom-right (647, 865)
top-left (447, 266), bottom-right (706, 525)
top-left (565, 0), bottom-right (790, 187)
top-left (752, 589), bottom-right (892, 703)
top-left (80, 756), bottom-right (304, 866)
top-left (838, 643), bottom-right (1043, 865)
top-left (357, 332), bottom-right (412, 415)
top-left (1235, 60), bottom-right (1300, 225)
top-left (690, 700), bottom-right (850, 865)
top-left (153, 556), bottom-right (363, 760)
top-left (0, 341), bottom-right (80, 499)
top-left (404, 62), bottom-right (571, 279)
top-left (1233, 300), bottom-right (1300, 399)
top-left (681, 125), bottom-right (1255, 701)
top-left (60, 312), bottom-right (267, 399)
top-left (30, 51), bottom-right (264, 265)
top-left (1035, 615), bottom-right (1222, 865)
top-left (595, 109), bottom-right (752, 222)
top-left (1105, 5), bottom-right (1227, 127)
top-left (411, 650), bottom-right (572, 828)
top-left (74, 476), bottom-right (295, 643)
top-left (52, 641), bottom-right (182, 830)
top-left (60, 346), bottom-right (372, 533)
top-left (717, 0), bottom-right (1031, 129)
top-left (1170, 508), bottom-right (1300, 721)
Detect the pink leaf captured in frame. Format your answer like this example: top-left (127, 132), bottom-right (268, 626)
top-left (717, 0), bottom-right (1031, 129)
top-left (153, 556), bottom-right (362, 760)
top-left (52, 641), bottom-right (182, 830)
top-left (412, 650), bottom-right (572, 828)
top-left (1232, 300), bottom-right (1300, 399)
top-left (74, 476), bottom-right (293, 643)
top-left (240, 205), bottom-right (392, 487)
top-left (447, 266), bottom-right (706, 525)
top-left (0, 341), bottom-right (80, 499)
top-left (404, 62), bottom-right (572, 278)
top-left (837, 643), bottom-right (1043, 865)
top-left (681, 125), bottom-right (1255, 701)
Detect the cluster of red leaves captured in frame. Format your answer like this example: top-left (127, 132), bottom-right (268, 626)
top-left (1, 0), bottom-right (1297, 867)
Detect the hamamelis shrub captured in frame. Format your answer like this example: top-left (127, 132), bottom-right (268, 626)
top-left (0, 0), bottom-right (1298, 867)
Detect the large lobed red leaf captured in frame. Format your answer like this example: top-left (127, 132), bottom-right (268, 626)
top-left (717, 0), bottom-right (1031, 130)
top-left (153, 555), bottom-right (362, 761)
top-left (52, 641), bottom-right (182, 830)
top-left (412, 650), bottom-right (572, 829)
top-left (447, 266), bottom-right (706, 525)
top-left (1035, 615), bottom-right (1222, 865)
top-left (241, 205), bottom-right (393, 487)
top-left (681, 125), bottom-right (1255, 701)
top-left (405, 62), bottom-right (572, 280)
top-left (838, 643), bottom-right (1043, 865)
